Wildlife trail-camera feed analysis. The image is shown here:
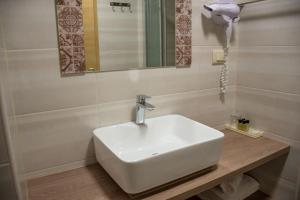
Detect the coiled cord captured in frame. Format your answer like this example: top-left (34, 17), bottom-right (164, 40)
top-left (220, 47), bottom-right (229, 95)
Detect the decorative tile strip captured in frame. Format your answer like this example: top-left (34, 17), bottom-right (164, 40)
top-left (176, 0), bottom-right (192, 67)
top-left (56, 0), bottom-right (86, 76)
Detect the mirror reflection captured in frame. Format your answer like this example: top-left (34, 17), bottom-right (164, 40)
top-left (55, 0), bottom-right (191, 75)
top-left (97, 0), bottom-right (176, 72)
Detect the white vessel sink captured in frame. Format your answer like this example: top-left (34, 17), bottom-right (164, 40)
top-left (93, 114), bottom-right (224, 194)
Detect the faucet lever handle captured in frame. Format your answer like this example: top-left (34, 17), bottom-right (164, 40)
top-left (137, 94), bottom-right (151, 103)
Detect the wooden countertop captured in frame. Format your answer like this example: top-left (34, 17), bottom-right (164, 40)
top-left (28, 130), bottom-right (290, 200)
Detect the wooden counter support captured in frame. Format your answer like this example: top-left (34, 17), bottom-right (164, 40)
top-left (28, 130), bottom-right (290, 200)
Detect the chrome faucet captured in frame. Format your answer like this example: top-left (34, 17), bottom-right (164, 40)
top-left (135, 95), bottom-right (155, 125)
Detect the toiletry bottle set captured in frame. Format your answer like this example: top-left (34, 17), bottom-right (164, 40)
top-left (230, 114), bottom-right (251, 132)
top-left (237, 118), bottom-right (250, 132)
top-left (227, 114), bottom-right (263, 138)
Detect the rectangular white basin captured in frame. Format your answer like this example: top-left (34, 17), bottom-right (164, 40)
top-left (93, 114), bottom-right (224, 194)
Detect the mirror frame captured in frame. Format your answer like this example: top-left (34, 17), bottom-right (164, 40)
top-left (55, 0), bottom-right (192, 76)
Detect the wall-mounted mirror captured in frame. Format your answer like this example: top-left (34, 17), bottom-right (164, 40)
top-left (56, 0), bottom-right (192, 76)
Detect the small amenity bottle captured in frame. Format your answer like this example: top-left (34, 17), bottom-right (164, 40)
top-left (237, 118), bottom-right (250, 132)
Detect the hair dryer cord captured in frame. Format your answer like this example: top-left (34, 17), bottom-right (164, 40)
top-left (220, 47), bottom-right (229, 95)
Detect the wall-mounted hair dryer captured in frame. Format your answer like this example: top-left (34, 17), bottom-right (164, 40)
top-left (203, 0), bottom-right (241, 95)
top-left (204, 0), bottom-right (241, 48)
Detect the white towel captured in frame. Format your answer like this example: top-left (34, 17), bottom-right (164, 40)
top-left (198, 175), bottom-right (260, 200)
top-left (220, 174), bottom-right (244, 193)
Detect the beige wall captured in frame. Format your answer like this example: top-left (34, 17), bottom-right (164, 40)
top-left (236, 0), bottom-right (300, 199)
top-left (0, 25), bottom-right (9, 166)
top-left (0, 0), bottom-right (237, 180)
top-left (0, 13), bottom-right (23, 200)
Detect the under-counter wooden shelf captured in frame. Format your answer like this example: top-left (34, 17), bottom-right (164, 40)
top-left (28, 130), bottom-right (289, 200)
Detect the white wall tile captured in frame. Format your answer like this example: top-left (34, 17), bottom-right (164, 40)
top-left (0, 47), bottom-right (9, 165)
top-left (16, 105), bottom-right (98, 174)
top-left (237, 46), bottom-right (300, 94)
top-left (7, 49), bottom-right (98, 115)
top-left (97, 87), bottom-right (236, 128)
top-left (0, 24), bottom-right (4, 49)
top-left (0, 0), bottom-right (58, 50)
top-left (0, 21), bottom-right (24, 199)
top-left (0, 113), bottom-right (9, 164)
top-left (236, 87), bottom-right (300, 142)
top-left (238, 0), bottom-right (300, 46)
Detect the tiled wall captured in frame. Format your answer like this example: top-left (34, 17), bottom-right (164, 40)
top-left (0, 0), bottom-right (237, 180)
top-left (98, 0), bottom-right (145, 71)
top-left (0, 112), bottom-right (18, 200)
top-left (236, 0), bottom-right (300, 199)
top-left (0, 24), bottom-right (9, 166)
top-left (0, 14), bottom-right (21, 200)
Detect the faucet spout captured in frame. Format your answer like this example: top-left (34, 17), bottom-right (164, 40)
top-left (137, 102), bottom-right (155, 111)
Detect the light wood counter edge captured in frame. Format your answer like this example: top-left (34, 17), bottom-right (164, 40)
top-left (142, 131), bottom-right (290, 200)
top-left (164, 147), bottom-right (289, 200)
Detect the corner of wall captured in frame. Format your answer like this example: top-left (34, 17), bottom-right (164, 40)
top-left (0, 13), bottom-right (28, 200)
